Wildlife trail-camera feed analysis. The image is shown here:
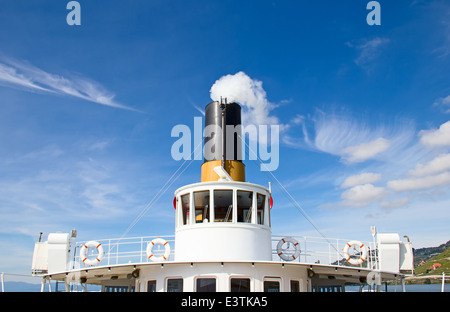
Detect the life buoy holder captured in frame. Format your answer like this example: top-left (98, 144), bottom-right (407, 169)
top-left (80, 241), bottom-right (104, 266)
top-left (277, 237), bottom-right (301, 261)
top-left (343, 240), bottom-right (368, 265)
top-left (146, 238), bottom-right (171, 262)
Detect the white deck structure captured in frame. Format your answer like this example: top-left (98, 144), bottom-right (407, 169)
top-left (31, 180), bottom-right (414, 292)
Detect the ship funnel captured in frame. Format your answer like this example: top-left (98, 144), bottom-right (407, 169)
top-left (201, 98), bottom-right (245, 182)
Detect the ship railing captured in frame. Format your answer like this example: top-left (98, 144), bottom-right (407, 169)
top-left (69, 235), bottom-right (378, 270)
top-left (271, 235), bottom-right (378, 270)
top-left (70, 235), bottom-right (175, 269)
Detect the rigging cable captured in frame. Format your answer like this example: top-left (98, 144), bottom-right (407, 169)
top-left (108, 137), bottom-right (205, 254)
top-left (238, 134), bottom-right (344, 257)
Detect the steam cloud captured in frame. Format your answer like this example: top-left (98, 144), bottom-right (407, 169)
top-left (208, 71), bottom-right (280, 170)
top-left (209, 71), bottom-right (280, 128)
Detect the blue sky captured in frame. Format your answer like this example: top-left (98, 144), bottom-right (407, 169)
top-left (1, 0), bottom-right (450, 279)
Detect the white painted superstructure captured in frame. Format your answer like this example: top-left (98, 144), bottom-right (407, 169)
top-left (30, 99), bottom-right (414, 292)
top-left (174, 181), bottom-right (272, 262)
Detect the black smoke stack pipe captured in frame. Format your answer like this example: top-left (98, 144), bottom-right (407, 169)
top-left (201, 99), bottom-right (245, 182)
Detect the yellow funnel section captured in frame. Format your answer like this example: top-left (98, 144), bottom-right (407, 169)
top-left (201, 160), bottom-right (245, 182)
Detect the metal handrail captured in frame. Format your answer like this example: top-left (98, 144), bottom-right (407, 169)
top-left (71, 235), bottom-right (175, 269)
top-left (69, 234), bottom-right (378, 270)
top-left (271, 235), bottom-right (378, 269)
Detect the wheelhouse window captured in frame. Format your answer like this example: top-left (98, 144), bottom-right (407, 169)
top-left (167, 278), bottom-right (183, 292)
top-left (231, 278), bottom-right (250, 292)
top-left (147, 280), bottom-right (156, 292)
top-left (194, 191), bottom-right (210, 223)
top-left (290, 280), bottom-right (300, 292)
top-left (214, 190), bottom-right (233, 222)
top-left (196, 278), bottom-right (216, 292)
top-left (181, 194), bottom-right (190, 225)
top-left (237, 191), bottom-right (252, 223)
top-left (264, 280), bottom-right (280, 292)
top-left (257, 193), bottom-right (266, 225)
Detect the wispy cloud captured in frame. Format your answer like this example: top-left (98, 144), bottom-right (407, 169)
top-left (0, 63), bottom-right (51, 92)
top-left (289, 111), bottom-right (450, 211)
top-left (433, 95), bottom-right (450, 113)
top-left (347, 37), bottom-right (390, 70)
top-left (291, 110), bottom-right (415, 164)
top-left (380, 197), bottom-right (409, 210)
top-left (336, 121), bottom-right (450, 209)
top-left (192, 104), bottom-right (205, 116)
top-left (0, 143), bottom-right (143, 238)
top-left (0, 55), bottom-right (138, 111)
top-left (432, 6), bottom-right (450, 58)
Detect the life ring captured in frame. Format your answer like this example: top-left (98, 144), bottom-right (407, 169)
top-left (80, 241), bottom-right (104, 266)
top-left (277, 237), bottom-right (300, 261)
top-left (343, 240), bottom-right (368, 265)
top-left (146, 238), bottom-right (171, 262)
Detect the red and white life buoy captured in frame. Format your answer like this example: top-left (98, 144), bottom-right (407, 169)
top-left (80, 241), bottom-right (104, 266)
top-left (277, 237), bottom-right (301, 261)
top-left (146, 238), bottom-right (171, 262)
top-left (343, 240), bottom-right (368, 265)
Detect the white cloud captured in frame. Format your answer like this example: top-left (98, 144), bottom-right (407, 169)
top-left (433, 95), bottom-right (450, 113)
top-left (348, 37), bottom-right (390, 68)
top-left (340, 137), bottom-right (390, 163)
top-left (0, 63), bottom-right (51, 92)
top-left (341, 172), bottom-right (382, 188)
top-left (19, 144), bottom-right (64, 161)
top-left (298, 111), bottom-right (414, 164)
top-left (291, 114), bottom-right (305, 125)
top-left (419, 120), bottom-right (450, 147)
top-left (387, 171), bottom-right (450, 192)
top-left (0, 140), bottom-right (150, 240)
top-left (0, 56), bottom-right (137, 111)
top-left (341, 183), bottom-right (387, 208)
top-left (409, 153), bottom-right (450, 177)
top-left (312, 111), bottom-right (365, 154)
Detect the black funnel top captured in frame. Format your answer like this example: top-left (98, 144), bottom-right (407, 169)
top-left (204, 101), bottom-right (242, 163)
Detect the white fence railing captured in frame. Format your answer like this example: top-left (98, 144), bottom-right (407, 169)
top-left (271, 235), bottom-right (378, 269)
top-left (71, 235), bottom-right (175, 269)
top-left (70, 235), bottom-right (378, 270)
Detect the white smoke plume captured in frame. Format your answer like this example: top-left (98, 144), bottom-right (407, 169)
top-left (209, 71), bottom-right (281, 170)
top-left (209, 71), bottom-right (280, 127)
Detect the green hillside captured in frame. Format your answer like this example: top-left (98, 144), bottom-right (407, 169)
top-left (413, 241), bottom-right (450, 277)
top-left (413, 240), bottom-right (450, 267)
